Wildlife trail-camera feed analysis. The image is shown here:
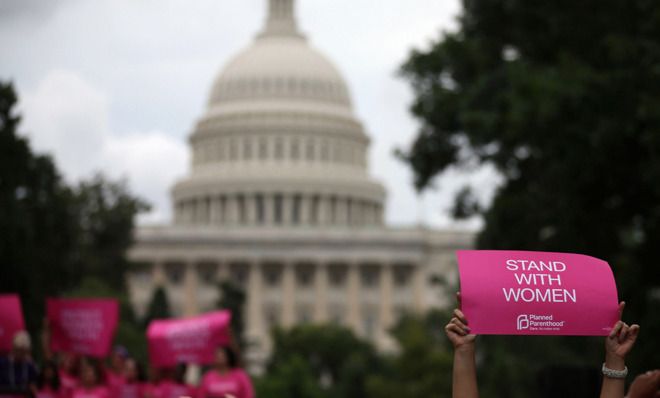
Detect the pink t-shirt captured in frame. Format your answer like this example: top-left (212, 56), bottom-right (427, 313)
top-left (59, 370), bottom-right (79, 390)
top-left (106, 370), bottom-right (125, 391)
top-left (69, 385), bottom-right (111, 398)
top-left (197, 369), bottom-right (253, 398)
top-left (149, 380), bottom-right (196, 398)
top-left (35, 386), bottom-right (66, 398)
top-left (115, 382), bottom-right (146, 398)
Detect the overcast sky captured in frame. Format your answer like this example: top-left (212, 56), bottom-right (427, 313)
top-left (0, 0), bottom-right (500, 229)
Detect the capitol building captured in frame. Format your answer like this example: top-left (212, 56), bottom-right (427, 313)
top-left (127, 0), bottom-right (472, 368)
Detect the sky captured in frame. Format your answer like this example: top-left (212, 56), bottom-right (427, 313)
top-left (0, 0), bottom-right (500, 228)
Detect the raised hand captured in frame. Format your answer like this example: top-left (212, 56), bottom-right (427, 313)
top-left (605, 302), bottom-right (640, 364)
top-left (445, 293), bottom-right (476, 350)
top-left (627, 370), bottom-right (660, 398)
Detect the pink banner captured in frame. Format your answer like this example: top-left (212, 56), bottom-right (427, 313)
top-left (0, 294), bottom-right (25, 352)
top-left (456, 250), bottom-right (619, 336)
top-left (47, 298), bottom-right (119, 357)
top-left (147, 310), bottom-right (232, 367)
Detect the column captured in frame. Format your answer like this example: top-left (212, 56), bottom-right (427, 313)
top-left (379, 264), bottom-right (394, 335)
top-left (314, 263), bottom-right (329, 323)
top-left (282, 194), bottom-right (293, 225)
top-left (246, 262), bottom-right (264, 343)
top-left (300, 195), bottom-right (311, 225)
top-left (319, 196), bottom-right (331, 225)
top-left (412, 265), bottom-right (426, 314)
top-left (152, 261), bottom-right (167, 286)
top-left (209, 196), bottom-right (219, 225)
top-left (264, 194), bottom-right (275, 226)
top-left (347, 262), bottom-right (361, 333)
top-left (281, 262), bottom-right (296, 328)
top-left (226, 195), bottom-right (238, 225)
top-left (246, 194), bottom-right (257, 225)
top-left (217, 260), bottom-right (229, 281)
top-left (183, 262), bottom-right (199, 316)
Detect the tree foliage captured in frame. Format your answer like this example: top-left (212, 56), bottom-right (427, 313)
top-left (142, 285), bottom-right (171, 327)
top-left (367, 311), bottom-right (453, 398)
top-left (0, 81), bottom-right (148, 360)
top-left (217, 280), bottom-right (246, 352)
top-left (399, 0), bottom-right (660, 393)
top-left (259, 323), bottom-right (382, 398)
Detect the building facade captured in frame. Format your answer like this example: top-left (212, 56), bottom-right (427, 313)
top-left (127, 0), bottom-right (472, 368)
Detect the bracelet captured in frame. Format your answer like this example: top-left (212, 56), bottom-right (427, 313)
top-left (602, 363), bottom-right (628, 379)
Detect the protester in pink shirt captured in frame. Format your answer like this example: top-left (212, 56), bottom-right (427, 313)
top-left (57, 352), bottom-right (80, 395)
top-left (106, 346), bottom-right (128, 393)
top-left (69, 357), bottom-right (111, 398)
top-left (113, 358), bottom-right (146, 398)
top-left (197, 346), bottom-right (253, 398)
top-left (144, 366), bottom-right (196, 398)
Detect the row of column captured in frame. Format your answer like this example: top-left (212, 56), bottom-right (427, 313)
top-left (174, 193), bottom-right (383, 227)
top-left (148, 261), bottom-right (425, 343)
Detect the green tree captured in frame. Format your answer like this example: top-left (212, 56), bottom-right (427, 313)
top-left (216, 280), bottom-right (246, 351)
top-left (143, 285), bottom-right (171, 326)
top-left (0, 81), bottom-right (78, 335)
top-left (366, 311), bottom-right (453, 398)
top-left (262, 324), bottom-right (382, 398)
top-left (0, 81), bottom-right (149, 360)
top-left (256, 355), bottom-right (326, 398)
top-left (70, 174), bottom-right (149, 291)
top-left (399, 0), bottom-right (660, 395)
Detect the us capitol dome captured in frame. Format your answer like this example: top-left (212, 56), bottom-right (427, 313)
top-left (127, 0), bottom-right (472, 371)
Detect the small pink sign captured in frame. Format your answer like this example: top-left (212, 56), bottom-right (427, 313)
top-left (47, 298), bottom-right (119, 357)
top-left (147, 310), bottom-right (232, 367)
top-left (456, 250), bottom-right (620, 336)
top-left (0, 294), bottom-right (25, 352)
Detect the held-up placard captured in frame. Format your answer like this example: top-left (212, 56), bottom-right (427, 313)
top-left (0, 294), bottom-right (25, 351)
top-left (47, 298), bottom-right (119, 357)
top-left (147, 310), bottom-right (232, 367)
top-left (456, 250), bottom-right (619, 336)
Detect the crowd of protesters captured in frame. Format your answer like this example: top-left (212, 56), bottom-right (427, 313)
top-left (0, 324), bottom-right (253, 398)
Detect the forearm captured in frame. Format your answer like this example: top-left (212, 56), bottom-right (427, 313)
top-left (599, 355), bottom-right (626, 398)
top-left (453, 346), bottom-right (479, 398)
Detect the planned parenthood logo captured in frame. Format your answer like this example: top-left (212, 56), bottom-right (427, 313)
top-left (516, 314), bottom-right (565, 331)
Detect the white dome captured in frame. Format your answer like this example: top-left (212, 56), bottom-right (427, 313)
top-left (208, 36), bottom-right (352, 107)
top-left (172, 0), bottom-right (386, 229)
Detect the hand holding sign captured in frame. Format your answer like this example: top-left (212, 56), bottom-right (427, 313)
top-left (445, 293), bottom-right (476, 350)
top-left (604, 302), bottom-right (640, 369)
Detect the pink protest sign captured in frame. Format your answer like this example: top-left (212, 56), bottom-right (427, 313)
top-left (147, 310), bottom-right (232, 367)
top-left (47, 298), bottom-right (119, 357)
top-left (0, 294), bottom-right (25, 351)
top-left (456, 250), bottom-right (620, 336)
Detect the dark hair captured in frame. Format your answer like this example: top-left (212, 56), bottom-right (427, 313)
top-left (217, 345), bottom-right (238, 368)
top-left (38, 360), bottom-right (60, 391)
top-left (125, 358), bottom-right (146, 383)
top-left (173, 363), bottom-right (187, 384)
top-left (81, 357), bottom-right (106, 385)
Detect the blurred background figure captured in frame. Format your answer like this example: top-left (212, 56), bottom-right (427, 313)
top-left (197, 346), bottom-right (253, 398)
top-left (0, 331), bottom-right (38, 396)
top-left (69, 357), bottom-right (110, 398)
top-left (627, 370), bottom-right (660, 398)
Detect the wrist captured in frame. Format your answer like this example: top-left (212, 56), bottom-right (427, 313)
top-left (455, 343), bottom-right (476, 355)
top-left (605, 354), bottom-right (625, 370)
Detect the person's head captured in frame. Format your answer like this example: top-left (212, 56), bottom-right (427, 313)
top-left (110, 345), bottom-right (128, 372)
top-left (123, 358), bottom-right (145, 383)
top-left (38, 360), bottom-right (61, 390)
top-left (11, 331), bottom-right (31, 361)
top-left (60, 352), bottom-right (80, 375)
top-left (214, 345), bottom-right (237, 370)
top-left (80, 357), bottom-right (105, 387)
